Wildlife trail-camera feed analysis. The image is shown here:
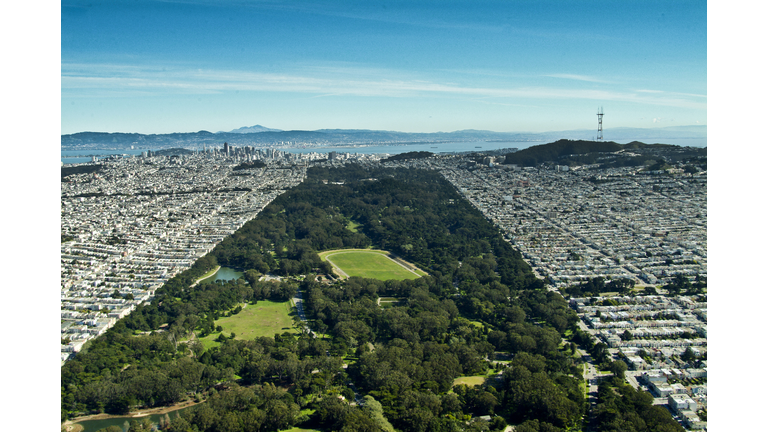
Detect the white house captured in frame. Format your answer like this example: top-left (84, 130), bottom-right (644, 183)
top-left (668, 394), bottom-right (697, 413)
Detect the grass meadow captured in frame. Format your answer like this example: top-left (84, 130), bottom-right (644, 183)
top-left (198, 300), bottom-right (297, 349)
top-left (452, 376), bottom-right (487, 387)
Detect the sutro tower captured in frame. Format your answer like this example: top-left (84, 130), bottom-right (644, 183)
top-left (596, 107), bottom-right (604, 140)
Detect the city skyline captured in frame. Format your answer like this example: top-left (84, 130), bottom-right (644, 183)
top-left (62, 0), bottom-right (706, 135)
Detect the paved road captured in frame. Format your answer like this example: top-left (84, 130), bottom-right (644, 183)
top-left (292, 288), bottom-right (316, 337)
top-left (347, 381), bottom-right (364, 405)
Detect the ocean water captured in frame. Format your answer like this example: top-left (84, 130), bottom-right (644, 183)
top-left (277, 140), bottom-right (543, 155)
top-left (61, 149), bottom-right (145, 165)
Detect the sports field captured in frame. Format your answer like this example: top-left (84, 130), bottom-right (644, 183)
top-left (198, 300), bottom-right (297, 349)
top-left (319, 249), bottom-right (423, 281)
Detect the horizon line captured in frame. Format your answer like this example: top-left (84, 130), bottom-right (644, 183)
top-left (62, 124), bottom-right (707, 136)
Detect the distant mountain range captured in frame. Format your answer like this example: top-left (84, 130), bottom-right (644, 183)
top-left (61, 125), bottom-right (706, 150)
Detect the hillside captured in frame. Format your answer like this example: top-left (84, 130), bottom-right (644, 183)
top-left (502, 139), bottom-right (621, 166)
top-left (502, 139), bottom-right (706, 167)
top-left (380, 151), bottom-right (435, 162)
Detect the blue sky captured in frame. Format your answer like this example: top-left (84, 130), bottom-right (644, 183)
top-left (61, 0), bottom-right (707, 134)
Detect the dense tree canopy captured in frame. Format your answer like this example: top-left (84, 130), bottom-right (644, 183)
top-left (62, 166), bottom-right (679, 432)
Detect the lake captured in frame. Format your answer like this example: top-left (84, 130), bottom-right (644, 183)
top-left (73, 405), bottom-right (194, 432)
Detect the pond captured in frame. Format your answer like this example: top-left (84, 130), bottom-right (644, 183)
top-left (73, 405), bottom-right (194, 432)
top-left (199, 266), bottom-right (244, 285)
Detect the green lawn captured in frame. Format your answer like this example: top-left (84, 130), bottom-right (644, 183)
top-left (453, 376), bottom-right (487, 387)
top-left (321, 250), bottom-right (421, 281)
top-left (345, 220), bottom-right (361, 233)
top-left (199, 301), bottom-right (297, 349)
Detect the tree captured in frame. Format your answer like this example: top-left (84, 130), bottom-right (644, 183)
top-left (312, 396), bottom-right (348, 430)
top-left (609, 360), bottom-right (628, 379)
top-left (362, 395), bottom-right (395, 432)
top-left (515, 419), bottom-right (564, 432)
top-left (489, 416), bottom-right (507, 431)
top-left (127, 418), bottom-right (154, 432)
top-left (591, 343), bottom-right (609, 364)
top-left (244, 269), bottom-right (261, 286)
top-left (681, 347), bottom-right (697, 363)
top-left (95, 426), bottom-right (123, 432)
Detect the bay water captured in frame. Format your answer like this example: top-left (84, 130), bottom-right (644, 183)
top-left (61, 137), bottom-right (705, 165)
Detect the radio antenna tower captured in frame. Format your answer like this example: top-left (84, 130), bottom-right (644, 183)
top-left (596, 107), bottom-right (604, 141)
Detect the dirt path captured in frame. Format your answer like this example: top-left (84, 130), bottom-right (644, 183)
top-left (61, 423), bottom-right (83, 432)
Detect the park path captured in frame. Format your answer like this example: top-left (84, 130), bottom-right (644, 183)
top-left (323, 253), bottom-right (350, 279)
top-left (189, 266), bottom-right (221, 288)
top-left (385, 254), bottom-right (424, 277)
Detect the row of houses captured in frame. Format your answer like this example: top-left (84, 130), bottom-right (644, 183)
top-left (438, 163), bottom-right (706, 288)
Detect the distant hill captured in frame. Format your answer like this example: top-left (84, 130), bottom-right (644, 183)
top-left (61, 164), bottom-right (102, 180)
top-left (502, 139), bottom-right (706, 167)
top-left (232, 160), bottom-right (267, 170)
top-left (503, 140), bottom-right (621, 166)
top-left (154, 147), bottom-right (195, 156)
top-left (380, 151), bottom-right (435, 162)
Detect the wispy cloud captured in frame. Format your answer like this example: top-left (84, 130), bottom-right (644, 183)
top-left (61, 63), bottom-right (707, 110)
top-left (636, 89), bottom-right (707, 98)
top-left (544, 74), bottom-right (610, 84)
top-left (145, 0), bottom-right (506, 32)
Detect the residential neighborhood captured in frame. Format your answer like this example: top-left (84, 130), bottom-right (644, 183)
top-left (438, 161), bottom-right (706, 288)
top-left (62, 148), bottom-right (707, 430)
top-left (571, 294), bottom-right (707, 429)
